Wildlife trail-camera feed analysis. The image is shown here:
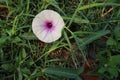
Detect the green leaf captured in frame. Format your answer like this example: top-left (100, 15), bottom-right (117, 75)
top-left (28, 69), bottom-right (43, 79)
top-left (98, 67), bottom-right (106, 73)
top-left (76, 30), bottom-right (110, 49)
top-left (114, 26), bottom-right (120, 40)
top-left (21, 67), bottom-right (31, 75)
top-left (0, 0), bottom-right (8, 2)
top-left (1, 63), bottom-right (14, 72)
top-left (21, 48), bottom-right (26, 58)
top-left (19, 32), bottom-right (37, 40)
top-left (109, 55), bottom-right (120, 65)
top-left (27, 59), bottom-right (34, 66)
top-left (107, 37), bottom-right (117, 46)
top-left (97, 54), bottom-right (108, 64)
top-left (18, 70), bottom-right (23, 80)
top-left (11, 36), bottom-right (22, 43)
top-left (74, 17), bottom-right (89, 24)
top-left (42, 67), bottom-right (83, 80)
top-left (0, 35), bottom-right (8, 46)
top-left (108, 68), bottom-right (118, 77)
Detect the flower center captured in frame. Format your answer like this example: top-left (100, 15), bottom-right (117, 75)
top-left (47, 22), bottom-right (52, 28)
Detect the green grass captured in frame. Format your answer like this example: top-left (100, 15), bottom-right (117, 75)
top-left (0, 0), bottom-right (120, 80)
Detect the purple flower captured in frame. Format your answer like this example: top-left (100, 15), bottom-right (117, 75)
top-left (32, 10), bottom-right (65, 43)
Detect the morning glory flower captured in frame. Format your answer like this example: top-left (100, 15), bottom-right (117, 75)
top-left (32, 10), bottom-right (65, 43)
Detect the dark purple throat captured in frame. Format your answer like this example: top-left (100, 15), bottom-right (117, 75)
top-left (44, 21), bottom-right (54, 32)
top-left (46, 22), bottom-right (52, 28)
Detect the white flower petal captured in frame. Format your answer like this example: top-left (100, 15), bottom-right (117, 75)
top-left (40, 10), bottom-right (57, 20)
top-left (32, 9), bottom-right (65, 43)
top-left (32, 17), bottom-right (45, 34)
top-left (54, 17), bottom-right (65, 31)
top-left (51, 31), bottom-right (61, 42)
top-left (37, 29), bottom-right (52, 42)
top-left (38, 30), bottom-right (61, 43)
top-left (43, 32), bottom-right (54, 43)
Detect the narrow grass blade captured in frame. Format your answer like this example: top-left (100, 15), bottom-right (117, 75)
top-left (63, 16), bottom-right (90, 24)
top-left (79, 3), bottom-right (120, 11)
top-left (63, 31), bottom-right (72, 49)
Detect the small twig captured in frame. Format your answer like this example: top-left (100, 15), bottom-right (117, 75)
top-left (101, 7), bottom-right (114, 17)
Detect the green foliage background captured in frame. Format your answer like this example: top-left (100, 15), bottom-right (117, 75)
top-left (0, 0), bottom-right (120, 80)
